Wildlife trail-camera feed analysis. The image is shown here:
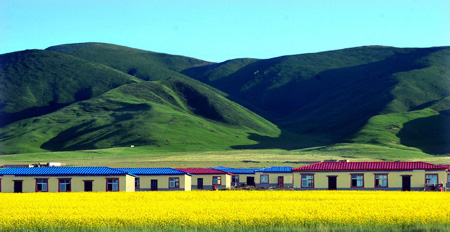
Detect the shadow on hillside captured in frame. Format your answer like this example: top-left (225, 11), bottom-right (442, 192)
top-left (0, 103), bottom-right (70, 127)
top-left (232, 47), bottom-right (449, 151)
top-left (397, 110), bottom-right (450, 155)
top-left (231, 130), bottom-right (335, 150)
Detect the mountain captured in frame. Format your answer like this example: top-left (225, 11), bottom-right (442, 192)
top-left (0, 49), bottom-right (140, 125)
top-left (183, 46), bottom-right (450, 154)
top-left (0, 78), bottom-right (280, 153)
top-left (46, 43), bottom-right (212, 81)
top-left (0, 43), bottom-right (449, 155)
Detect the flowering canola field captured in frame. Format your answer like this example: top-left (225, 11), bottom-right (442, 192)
top-left (0, 191), bottom-right (449, 231)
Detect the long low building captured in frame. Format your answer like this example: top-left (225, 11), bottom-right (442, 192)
top-left (212, 166), bottom-right (259, 187)
top-left (292, 161), bottom-right (448, 191)
top-left (212, 166), bottom-right (294, 188)
top-left (0, 167), bottom-right (136, 193)
top-left (174, 168), bottom-right (231, 190)
top-left (117, 168), bottom-right (192, 191)
top-left (255, 166), bottom-right (294, 188)
top-left (0, 162), bottom-right (448, 193)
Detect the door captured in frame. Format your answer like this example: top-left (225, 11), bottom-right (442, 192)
top-left (328, 176), bottom-right (337, 190)
top-left (14, 181), bottom-right (23, 193)
top-left (247, 177), bottom-right (255, 186)
top-left (151, 179), bottom-right (158, 191)
top-left (278, 176), bottom-right (284, 188)
top-left (197, 178), bottom-right (204, 190)
top-left (402, 176), bottom-right (411, 191)
top-left (84, 181), bottom-right (93, 192)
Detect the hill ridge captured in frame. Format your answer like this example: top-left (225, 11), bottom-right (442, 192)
top-left (1, 43), bottom-right (449, 155)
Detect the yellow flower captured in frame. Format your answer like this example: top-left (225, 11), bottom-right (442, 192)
top-left (0, 191), bottom-right (449, 230)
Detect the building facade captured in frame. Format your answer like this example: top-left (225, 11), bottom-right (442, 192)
top-left (212, 166), bottom-right (258, 187)
top-left (117, 168), bottom-right (192, 191)
top-left (292, 161), bottom-right (448, 191)
top-left (254, 166), bottom-right (294, 188)
top-left (0, 167), bottom-right (136, 193)
top-left (175, 168), bottom-right (231, 190)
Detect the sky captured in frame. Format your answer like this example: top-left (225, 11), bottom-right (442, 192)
top-left (1, 0), bottom-right (449, 62)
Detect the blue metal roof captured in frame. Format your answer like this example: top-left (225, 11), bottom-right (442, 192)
top-left (116, 168), bottom-right (189, 175)
top-left (211, 166), bottom-right (258, 174)
top-left (0, 167), bottom-right (135, 176)
top-left (256, 166), bottom-right (294, 173)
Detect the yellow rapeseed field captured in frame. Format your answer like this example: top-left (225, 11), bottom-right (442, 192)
top-left (0, 191), bottom-right (449, 231)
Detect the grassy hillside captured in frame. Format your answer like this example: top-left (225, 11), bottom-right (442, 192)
top-left (0, 78), bottom-right (279, 154)
top-left (183, 46), bottom-right (450, 154)
top-left (1, 44), bottom-right (449, 157)
top-left (351, 96), bottom-right (450, 154)
top-left (0, 49), bottom-right (139, 125)
top-left (46, 42), bottom-right (212, 81)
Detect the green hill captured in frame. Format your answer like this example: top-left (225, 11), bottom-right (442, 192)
top-left (0, 78), bottom-right (280, 153)
top-left (1, 43), bottom-right (449, 156)
top-left (46, 43), bottom-right (212, 81)
top-left (0, 49), bottom-right (140, 125)
top-left (183, 46), bottom-right (450, 154)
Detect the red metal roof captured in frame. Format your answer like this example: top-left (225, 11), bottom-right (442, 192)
top-left (292, 161), bottom-right (447, 172)
top-left (175, 168), bottom-right (230, 175)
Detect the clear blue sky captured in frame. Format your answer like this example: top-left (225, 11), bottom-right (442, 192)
top-left (1, 0), bottom-right (449, 62)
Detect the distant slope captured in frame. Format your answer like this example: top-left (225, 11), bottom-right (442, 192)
top-left (0, 49), bottom-right (139, 125)
top-left (46, 42), bottom-right (213, 81)
top-left (183, 46), bottom-right (450, 153)
top-left (350, 96), bottom-right (450, 154)
top-left (0, 78), bottom-right (280, 153)
top-left (1, 43), bottom-right (449, 156)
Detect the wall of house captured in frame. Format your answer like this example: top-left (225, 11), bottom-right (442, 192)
top-left (231, 174), bottom-right (256, 186)
top-left (447, 173), bottom-right (449, 191)
top-left (135, 174), bottom-right (191, 191)
top-left (125, 174), bottom-right (135, 192)
top-left (254, 172), bottom-right (294, 188)
top-left (0, 175), bottom-right (134, 193)
top-left (293, 170), bottom-right (447, 191)
top-left (189, 174), bottom-right (231, 190)
top-left (225, 174), bottom-right (231, 189)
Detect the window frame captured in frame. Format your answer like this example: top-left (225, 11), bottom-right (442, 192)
top-left (169, 177), bottom-right (180, 189)
top-left (351, 174), bottom-right (364, 188)
top-left (0, 178), bottom-right (2, 192)
top-left (425, 174), bottom-right (438, 185)
top-left (448, 173), bottom-right (449, 183)
top-left (301, 174), bottom-right (315, 188)
top-left (213, 176), bottom-right (222, 185)
top-left (106, 178), bottom-right (120, 192)
top-left (260, 174), bottom-right (269, 184)
top-left (58, 178), bottom-right (72, 192)
top-left (35, 178), bottom-right (49, 192)
top-left (374, 174), bottom-right (388, 188)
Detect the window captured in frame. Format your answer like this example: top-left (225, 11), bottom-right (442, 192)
top-left (425, 174), bottom-right (438, 185)
top-left (213, 176), bottom-right (222, 185)
top-left (351, 174), bottom-right (364, 188)
top-left (59, 179), bottom-right (71, 192)
top-left (84, 180), bottom-right (93, 192)
top-left (135, 178), bottom-right (140, 189)
top-left (106, 178), bottom-right (119, 192)
top-left (301, 174), bottom-right (314, 188)
top-left (36, 179), bottom-right (48, 192)
top-left (375, 174), bottom-right (388, 188)
top-left (260, 175), bottom-right (269, 184)
top-left (232, 175), bottom-right (239, 184)
top-left (169, 177), bottom-right (179, 188)
top-left (448, 174), bottom-right (450, 183)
